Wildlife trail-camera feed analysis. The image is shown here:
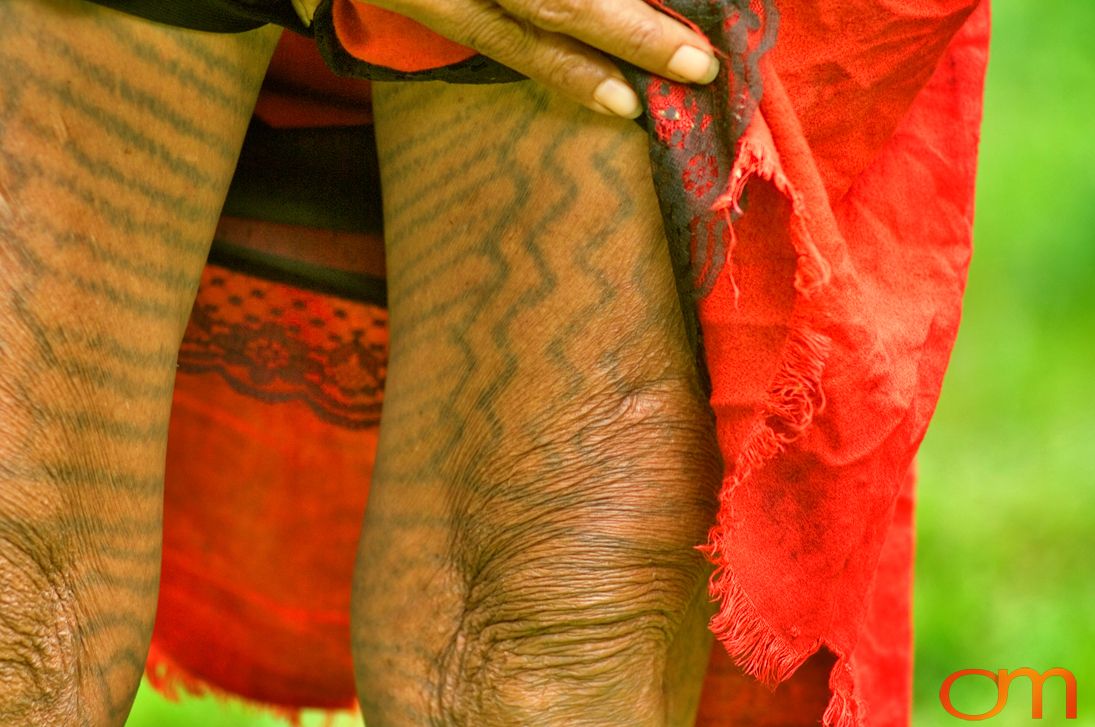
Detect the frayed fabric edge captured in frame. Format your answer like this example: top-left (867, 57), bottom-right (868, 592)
top-left (145, 642), bottom-right (358, 727)
top-left (711, 114), bottom-right (831, 302)
top-left (696, 324), bottom-right (833, 676)
top-left (698, 111), bottom-right (862, 726)
top-left (824, 659), bottom-right (863, 727)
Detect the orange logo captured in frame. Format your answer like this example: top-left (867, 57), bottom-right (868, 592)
top-left (940, 668), bottom-right (1078, 720)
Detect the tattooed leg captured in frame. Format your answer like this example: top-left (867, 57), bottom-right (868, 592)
top-left (352, 80), bottom-right (721, 726)
top-left (0, 3), bottom-right (277, 724)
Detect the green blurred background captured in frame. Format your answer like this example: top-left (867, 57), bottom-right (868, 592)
top-left (912, 1), bottom-right (1094, 724)
top-left (125, 1), bottom-right (1094, 724)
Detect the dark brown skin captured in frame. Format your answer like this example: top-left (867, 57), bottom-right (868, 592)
top-left (342, 0), bottom-right (721, 118)
top-left (351, 80), bottom-right (720, 726)
top-left (0, 2), bottom-right (278, 723)
top-left (0, 4), bottom-right (719, 725)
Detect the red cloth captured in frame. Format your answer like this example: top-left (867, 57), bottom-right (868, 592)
top-left (254, 31), bottom-right (374, 127)
top-left (149, 3), bottom-right (989, 724)
top-left (690, 2), bottom-right (989, 724)
top-left (331, 0), bottom-right (475, 72)
top-left (149, 224), bottom-right (388, 714)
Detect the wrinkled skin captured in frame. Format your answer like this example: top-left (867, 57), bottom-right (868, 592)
top-left (295, 0), bottom-right (720, 117)
top-left (0, 3), bottom-right (277, 723)
top-left (0, 3), bottom-right (719, 725)
top-left (351, 80), bottom-right (720, 726)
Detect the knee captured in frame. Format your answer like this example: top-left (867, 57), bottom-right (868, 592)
top-left (448, 375), bottom-right (719, 563)
top-left (433, 377), bottom-right (721, 724)
top-left (0, 527), bottom-right (83, 724)
top-left (0, 483), bottom-right (157, 726)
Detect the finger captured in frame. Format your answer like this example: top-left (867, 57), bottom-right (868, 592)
top-left (423, 1), bottom-right (646, 118)
top-left (497, 0), bottom-right (720, 85)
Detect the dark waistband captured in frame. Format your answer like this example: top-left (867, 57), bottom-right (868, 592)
top-left (83, 0), bottom-right (304, 34)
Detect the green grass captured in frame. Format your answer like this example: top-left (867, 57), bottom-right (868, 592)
top-left (124, 2), bottom-right (1093, 724)
top-left (912, 1), bottom-right (1095, 724)
top-left (124, 679), bottom-right (360, 727)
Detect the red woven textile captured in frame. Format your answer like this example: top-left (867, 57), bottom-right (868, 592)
top-left (149, 222), bottom-right (387, 714)
top-left (688, 2), bottom-right (990, 723)
top-left (148, 3), bottom-right (989, 724)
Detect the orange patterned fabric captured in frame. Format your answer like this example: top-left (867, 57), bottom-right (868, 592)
top-left (149, 258), bottom-right (386, 712)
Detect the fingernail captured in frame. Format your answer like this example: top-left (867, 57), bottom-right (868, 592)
top-left (667, 45), bottom-right (720, 84)
top-left (593, 78), bottom-right (642, 119)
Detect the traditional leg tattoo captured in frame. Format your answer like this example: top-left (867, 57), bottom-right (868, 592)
top-left (353, 80), bottom-right (721, 726)
top-left (0, 3), bottom-right (277, 724)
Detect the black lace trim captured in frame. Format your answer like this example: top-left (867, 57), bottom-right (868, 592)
top-left (177, 261), bottom-right (388, 430)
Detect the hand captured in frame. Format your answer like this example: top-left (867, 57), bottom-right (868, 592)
top-left (350, 0), bottom-right (720, 118)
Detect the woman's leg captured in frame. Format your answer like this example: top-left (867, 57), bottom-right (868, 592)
top-left (352, 80), bottom-right (719, 726)
top-left (0, 3), bottom-right (277, 723)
